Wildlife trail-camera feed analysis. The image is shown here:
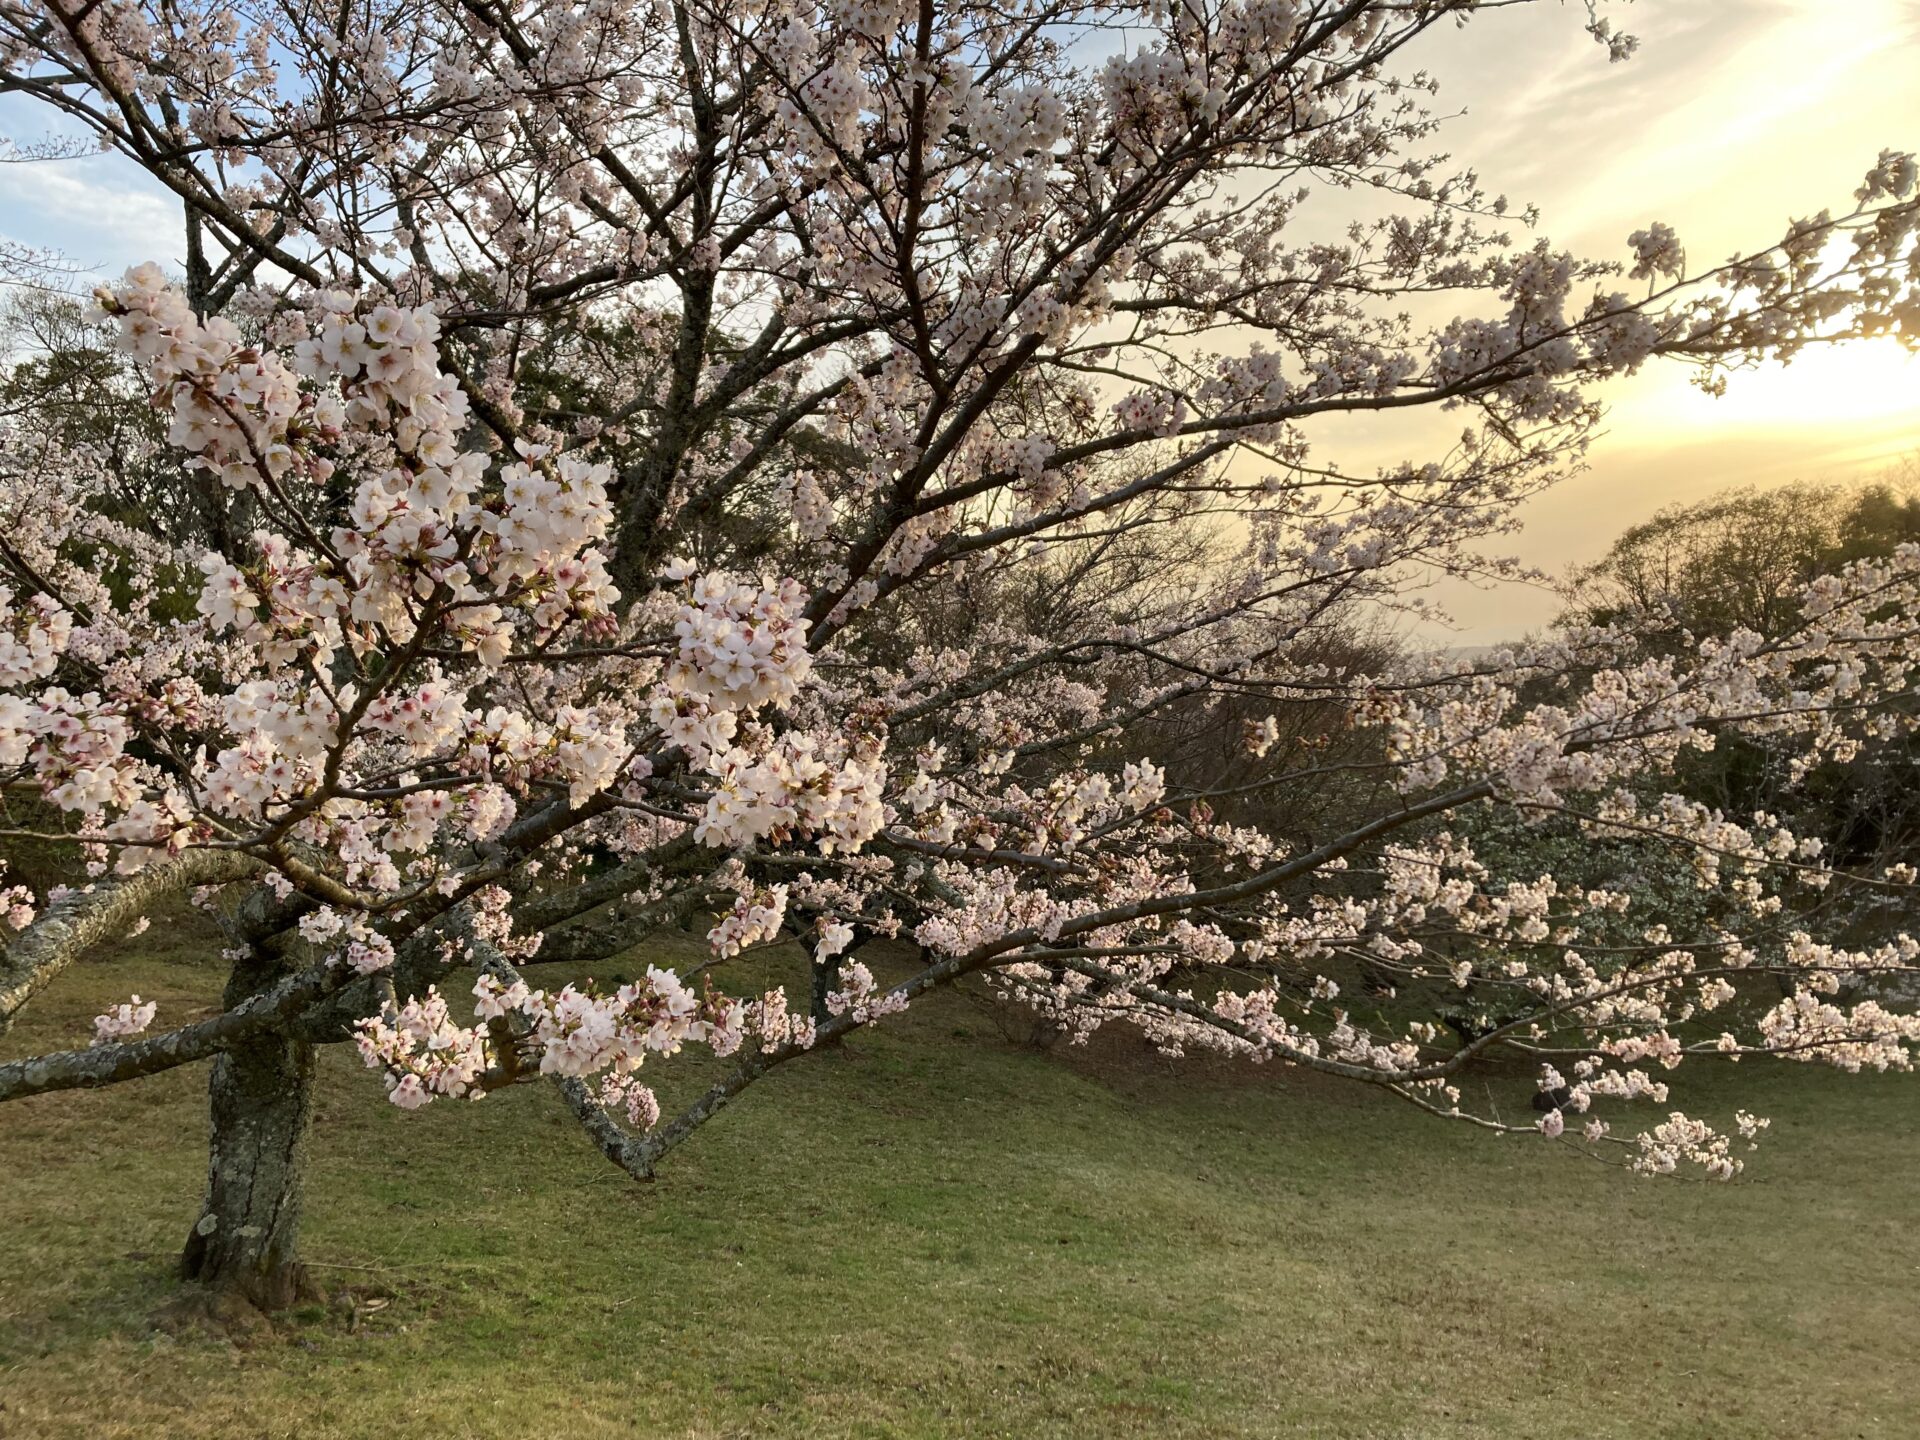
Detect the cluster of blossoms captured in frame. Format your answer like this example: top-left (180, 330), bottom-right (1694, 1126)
top-left (1756, 991), bottom-right (1920, 1073)
top-left (744, 986), bottom-right (818, 1053)
top-left (666, 571), bottom-right (814, 711)
top-left (593, 1072), bottom-right (662, 1131)
top-left (814, 916), bottom-right (855, 964)
top-left (0, 884), bottom-right (34, 931)
top-left (709, 884), bottom-right (789, 958)
top-left (0, 274), bottom-right (914, 907)
top-left (97, 264), bottom-right (308, 490)
top-left (482, 968), bottom-right (707, 1073)
top-left (474, 454), bottom-right (620, 638)
top-left (353, 989), bottom-right (491, 1109)
top-left (775, 470), bottom-right (835, 541)
top-left (91, 995), bottom-right (157, 1045)
top-left (695, 732), bottom-right (888, 854)
top-left (1628, 1112), bottom-right (1747, 1180)
top-left (299, 907), bottom-right (400, 975)
top-left (356, 962), bottom-right (828, 1113)
top-left (622, 573), bottom-right (834, 799)
top-left (0, 588), bottom-right (73, 687)
top-left (823, 961), bottom-right (907, 1026)
top-left (3, 274), bottom-right (614, 865)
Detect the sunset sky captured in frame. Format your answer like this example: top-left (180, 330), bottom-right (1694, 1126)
top-left (0, 0), bottom-right (1914, 642)
top-left (1401, 0), bottom-right (1920, 640)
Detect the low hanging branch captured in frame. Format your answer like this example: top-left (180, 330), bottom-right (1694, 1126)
top-left (0, 851), bottom-right (261, 1032)
top-left (0, 951), bottom-right (351, 1102)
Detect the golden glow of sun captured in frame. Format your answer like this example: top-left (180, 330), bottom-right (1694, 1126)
top-left (1632, 337), bottom-right (1920, 435)
top-left (1717, 339), bottom-right (1920, 425)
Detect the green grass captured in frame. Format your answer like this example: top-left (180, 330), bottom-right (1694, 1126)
top-left (2, 918), bottom-right (1917, 1439)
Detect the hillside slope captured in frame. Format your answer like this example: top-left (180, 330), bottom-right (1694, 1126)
top-left (2, 926), bottom-right (1915, 1439)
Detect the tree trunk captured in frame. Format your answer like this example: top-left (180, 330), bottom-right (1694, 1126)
top-left (179, 1014), bottom-right (316, 1311)
top-left (810, 955), bottom-right (843, 1032)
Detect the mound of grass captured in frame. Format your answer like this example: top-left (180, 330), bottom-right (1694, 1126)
top-left (2, 925), bottom-right (1916, 1438)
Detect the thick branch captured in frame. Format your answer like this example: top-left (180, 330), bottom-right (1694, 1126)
top-left (0, 953), bottom-right (351, 1103)
top-left (0, 852), bottom-right (260, 1033)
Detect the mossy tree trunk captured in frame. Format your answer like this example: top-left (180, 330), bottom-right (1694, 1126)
top-left (179, 958), bottom-right (317, 1311)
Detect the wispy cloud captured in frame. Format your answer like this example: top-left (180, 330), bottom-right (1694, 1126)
top-left (1403, 0), bottom-right (1920, 640)
top-left (0, 97), bottom-right (183, 282)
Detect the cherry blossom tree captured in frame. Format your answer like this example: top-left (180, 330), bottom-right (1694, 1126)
top-left (0, 0), bottom-right (1918, 1311)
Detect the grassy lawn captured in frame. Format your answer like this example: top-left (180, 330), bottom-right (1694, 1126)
top-left (2, 918), bottom-right (1916, 1439)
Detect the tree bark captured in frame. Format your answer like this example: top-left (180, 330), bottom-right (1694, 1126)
top-left (0, 851), bottom-right (261, 1032)
top-left (810, 954), bottom-right (842, 1030)
top-left (179, 971), bottom-right (317, 1310)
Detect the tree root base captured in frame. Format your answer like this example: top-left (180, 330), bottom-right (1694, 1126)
top-left (155, 1264), bottom-right (325, 1341)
